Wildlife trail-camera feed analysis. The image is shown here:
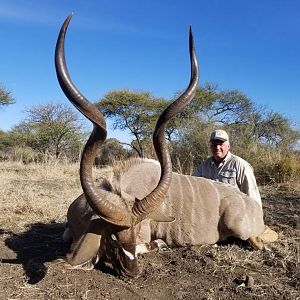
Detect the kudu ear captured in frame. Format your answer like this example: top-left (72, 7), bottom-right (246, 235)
top-left (66, 219), bottom-right (108, 267)
top-left (66, 219), bottom-right (111, 269)
top-left (66, 232), bottom-right (101, 267)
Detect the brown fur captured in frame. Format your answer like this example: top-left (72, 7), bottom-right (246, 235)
top-left (64, 159), bottom-right (277, 275)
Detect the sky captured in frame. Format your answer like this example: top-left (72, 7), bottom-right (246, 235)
top-left (0, 0), bottom-right (300, 143)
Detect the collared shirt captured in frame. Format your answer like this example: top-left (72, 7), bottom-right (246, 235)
top-left (192, 152), bottom-right (262, 207)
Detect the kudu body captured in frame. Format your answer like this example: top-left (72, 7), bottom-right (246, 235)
top-left (55, 15), bottom-right (277, 277)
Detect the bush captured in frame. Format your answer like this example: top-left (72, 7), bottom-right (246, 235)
top-left (274, 156), bottom-right (300, 183)
top-left (95, 138), bottom-right (133, 166)
top-left (3, 146), bottom-right (37, 164)
top-left (250, 150), bottom-right (300, 185)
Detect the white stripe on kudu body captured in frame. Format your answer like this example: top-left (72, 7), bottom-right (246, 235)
top-left (122, 160), bottom-right (265, 247)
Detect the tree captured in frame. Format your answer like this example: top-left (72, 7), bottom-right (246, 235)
top-left (96, 90), bottom-right (167, 157)
top-left (95, 138), bottom-right (133, 166)
top-left (94, 85), bottom-right (299, 177)
top-left (170, 118), bottom-right (213, 174)
top-left (10, 102), bottom-right (85, 160)
top-left (164, 84), bottom-right (255, 144)
top-left (167, 84), bottom-right (300, 174)
top-left (0, 84), bottom-right (15, 109)
top-left (176, 84), bottom-right (299, 146)
top-left (180, 84), bottom-right (255, 125)
top-left (255, 111), bottom-right (299, 149)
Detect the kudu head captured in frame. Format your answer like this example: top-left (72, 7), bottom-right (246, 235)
top-left (55, 14), bottom-right (198, 277)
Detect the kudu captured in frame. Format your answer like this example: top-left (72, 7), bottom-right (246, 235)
top-left (55, 15), bottom-right (277, 277)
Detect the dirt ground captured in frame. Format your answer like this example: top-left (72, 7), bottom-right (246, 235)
top-left (0, 163), bottom-right (299, 299)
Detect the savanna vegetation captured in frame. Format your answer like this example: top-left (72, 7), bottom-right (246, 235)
top-left (0, 82), bottom-right (299, 299)
top-left (0, 83), bottom-right (15, 108)
top-left (1, 83), bottom-right (299, 185)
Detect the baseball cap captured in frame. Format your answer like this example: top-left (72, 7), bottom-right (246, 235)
top-left (210, 130), bottom-right (229, 142)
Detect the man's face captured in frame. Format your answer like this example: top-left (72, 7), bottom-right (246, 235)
top-left (210, 140), bottom-right (230, 162)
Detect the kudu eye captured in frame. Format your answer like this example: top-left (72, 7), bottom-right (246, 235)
top-left (111, 234), bottom-right (117, 241)
top-left (109, 234), bottom-right (120, 249)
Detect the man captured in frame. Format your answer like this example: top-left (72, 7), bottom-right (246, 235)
top-left (193, 129), bottom-right (262, 207)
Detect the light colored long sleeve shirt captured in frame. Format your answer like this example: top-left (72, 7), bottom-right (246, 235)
top-left (192, 152), bottom-right (262, 207)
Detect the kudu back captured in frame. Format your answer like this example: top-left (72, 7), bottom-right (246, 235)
top-left (55, 15), bottom-right (277, 277)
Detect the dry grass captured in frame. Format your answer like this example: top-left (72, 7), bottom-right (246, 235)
top-left (0, 161), bottom-right (111, 231)
top-left (0, 161), bottom-right (82, 230)
top-left (0, 161), bottom-right (299, 299)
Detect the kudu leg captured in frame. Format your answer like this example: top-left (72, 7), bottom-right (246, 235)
top-left (247, 225), bottom-right (278, 250)
top-left (247, 236), bottom-right (264, 250)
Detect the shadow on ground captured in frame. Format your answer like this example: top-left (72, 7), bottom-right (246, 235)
top-left (2, 222), bottom-right (68, 284)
